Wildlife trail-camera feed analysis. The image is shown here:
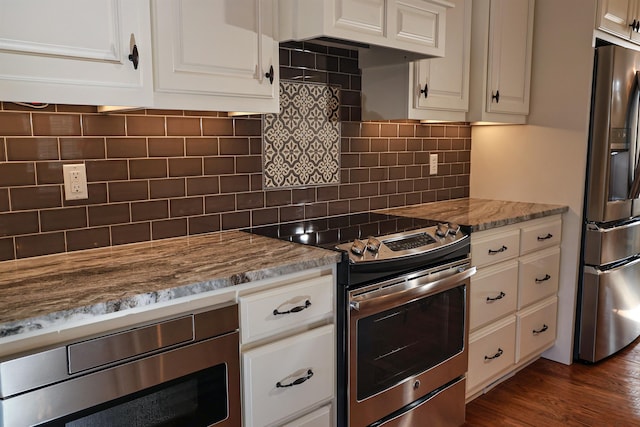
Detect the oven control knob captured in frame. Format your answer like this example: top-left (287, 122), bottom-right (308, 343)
top-left (351, 239), bottom-right (366, 255)
top-left (436, 223), bottom-right (449, 237)
top-left (366, 236), bottom-right (381, 253)
top-left (448, 222), bottom-right (460, 235)
top-left (413, 380), bottom-right (421, 390)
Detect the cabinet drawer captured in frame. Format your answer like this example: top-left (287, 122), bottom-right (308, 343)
top-left (470, 260), bottom-right (518, 331)
top-left (520, 218), bottom-right (562, 255)
top-left (471, 229), bottom-right (520, 267)
top-left (467, 316), bottom-right (516, 393)
top-left (240, 275), bottom-right (333, 344)
top-left (517, 297), bottom-right (557, 363)
top-left (282, 404), bottom-right (331, 427)
top-left (518, 247), bottom-right (560, 309)
top-left (242, 325), bottom-right (335, 427)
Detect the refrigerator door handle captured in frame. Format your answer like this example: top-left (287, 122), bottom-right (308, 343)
top-left (628, 71), bottom-right (640, 199)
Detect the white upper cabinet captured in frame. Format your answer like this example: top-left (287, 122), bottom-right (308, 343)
top-left (597, 0), bottom-right (640, 43)
top-left (467, 0), bottom-right (535, 124)
top-left (0, 0), bottom-right (153, 107)
top-left (279, 0), bottom-right (453, 64)
top-left (361, 0), bottom-right (471, 121)
top-left (151, 0), bottom-right (279, 113)
top-left (412, 0), bottom-right (471, 117)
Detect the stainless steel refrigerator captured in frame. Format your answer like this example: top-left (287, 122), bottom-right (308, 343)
top-left (576, 44), bottom-right (640, 363)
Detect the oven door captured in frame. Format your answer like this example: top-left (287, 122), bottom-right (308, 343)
top-left (348, 264), bottom-right (475, 427)
top-left (0, 331), bottom-right (241, 427)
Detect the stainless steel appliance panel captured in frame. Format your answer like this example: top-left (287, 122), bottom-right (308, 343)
top-left (584, 219), bottom-right (640, 266)
top-left (578, 43), bottom-right (640, 363)
top-left (585, 45), bottom-right (640, 223)
top-left (68, 315), bottom-right (194, 374)
top-left (578, 257), bottom-right (640, 363)
top-left (372, 377), bottom-right (466, 427)
top-left (347, 262), bottom-right (474, 427)
top-left (0, 303), bottom-right (240, 427)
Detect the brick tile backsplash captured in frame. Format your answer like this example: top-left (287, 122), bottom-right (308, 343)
top-left (0, 42), bottom-right (470, 261)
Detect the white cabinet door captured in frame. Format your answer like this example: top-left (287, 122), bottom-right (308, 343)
top-left (360, 0), bottom-right (468, 121)
top-left (413, 0), bottom-right (471, 114)
top-left (485, 0), bottom-right (534, 115)
top-left (152, 0), bottom-right (279, 113)
top-left (280, 0), bottom-right (449, 59)
top-left (0, 0), bottom-right (152, 107)
top-left (333, 0), bottom-right (386, 37)
top-left (242, 325), bottom-right (335, 427)
top-left (388, 0), bottom-right (447, 50)
top-left (597, 0), bottom-right (635, 38)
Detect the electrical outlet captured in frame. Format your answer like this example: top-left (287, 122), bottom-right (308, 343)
top-left (63, 164), bottom-right (88, 200)
top-left (429, 153), bottom-right (438, 175)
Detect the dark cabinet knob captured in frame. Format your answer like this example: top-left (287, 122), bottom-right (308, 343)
top-left (492, 90), bottom-right (500, 103)
top-left (631, 19), bottom-right (639, 31)
top-left (265, 65), bottom-right (274, 85)
top-left (420, 83), bottom-right (429, 98)
top-left (128, 44), bottom-right (139, 70)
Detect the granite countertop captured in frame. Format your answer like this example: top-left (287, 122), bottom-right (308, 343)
top-left (0, 198), bottom-right (568, 344)
top-left (0, 231), bottom-right (340, 340)
top-left (382, 198), bottom-right (568, 231)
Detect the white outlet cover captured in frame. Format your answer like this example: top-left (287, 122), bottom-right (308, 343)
top-left (63, 164), bottom-right (88, 200)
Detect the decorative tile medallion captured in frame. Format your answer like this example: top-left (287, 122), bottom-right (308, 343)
top-left (263, 81), bottom-right (341, 189)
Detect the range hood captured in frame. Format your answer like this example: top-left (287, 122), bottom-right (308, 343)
top-left (278, 0), bottom-right (454, 67)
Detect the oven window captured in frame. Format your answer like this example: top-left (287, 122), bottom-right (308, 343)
top-left (39, 364), bottom-right (229, 427)
top-left (356, 285), bottom-right (465, 400)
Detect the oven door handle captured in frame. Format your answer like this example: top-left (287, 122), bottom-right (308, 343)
top-left (350, 266), bottom-right (476, 314)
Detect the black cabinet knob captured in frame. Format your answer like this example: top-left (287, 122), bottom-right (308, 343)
top-left (265, 65), bottom-right (274, 85)
top-left (128, 44), bottom-right (139, 70)
top-left (492, 90), bottom-right (500, 103)
top-left (420, 83), bottom-right (429, 98)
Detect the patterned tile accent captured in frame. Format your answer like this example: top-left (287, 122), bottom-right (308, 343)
top-left (263, 81), bottom-right (341, 189)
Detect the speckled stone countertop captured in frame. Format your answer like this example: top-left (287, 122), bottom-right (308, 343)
top-left (382, 198), bottom-right (568, 231)
top-left (0, 231), bottom-right (340, 339)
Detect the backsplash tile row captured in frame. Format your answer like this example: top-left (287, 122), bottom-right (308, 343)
top-left (0, 42), bottom-right (470, 261)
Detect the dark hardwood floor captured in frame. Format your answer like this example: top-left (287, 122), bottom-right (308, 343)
top-left (463, 338), bottom-right (640, 426)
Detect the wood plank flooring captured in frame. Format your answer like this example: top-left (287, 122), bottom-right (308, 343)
top-left (463, 338), bottom-right (640, 426)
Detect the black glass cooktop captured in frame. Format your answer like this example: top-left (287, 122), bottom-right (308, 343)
top-left (246, 212), bottom-right (439, 250)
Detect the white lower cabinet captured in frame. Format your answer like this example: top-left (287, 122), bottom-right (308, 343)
top-left (469, 260), bottom-right (518, 331)
top-left (282, 405), bottom-right (332, 427)
top-left (467, 215), bottom-right (562, 400)
top-left (467, 316), bottom-right (516, 393)
top-left (516, 297), bottom-right (558, 363)
top-left (243, 325), bottom-right (335, 427)
top-left (240, 275), bottom-right (334, 344)
top-left (239, 268), bottom-right (336, 427)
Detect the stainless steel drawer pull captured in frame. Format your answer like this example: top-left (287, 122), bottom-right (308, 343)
top-left (484, 348), bottom-right (503, 361)
top-left (535, 274), bottom-right (551, 283)
top-left (276, 369), bottom-right (314, 388)
top-left (533, 324), bottom-right (549, 335)
top-left (537, 233), bottom-right (553, 241)
top-left (488, 245), bottom-right (508, 255)
top-left (486, 291), bottom-right (506, 302)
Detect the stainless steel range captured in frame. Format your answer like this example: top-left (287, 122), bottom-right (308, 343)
top-left (248, 212), bottom-right (475, 427)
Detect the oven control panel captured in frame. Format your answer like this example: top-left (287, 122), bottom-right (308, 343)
top-left (335, 224), bottom-right (469, 265)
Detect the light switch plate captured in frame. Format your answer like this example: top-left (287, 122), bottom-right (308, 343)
top-left (429, 153), bottom-right (438, 175)
top-left (63, 164), bottom-right (88, 200)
